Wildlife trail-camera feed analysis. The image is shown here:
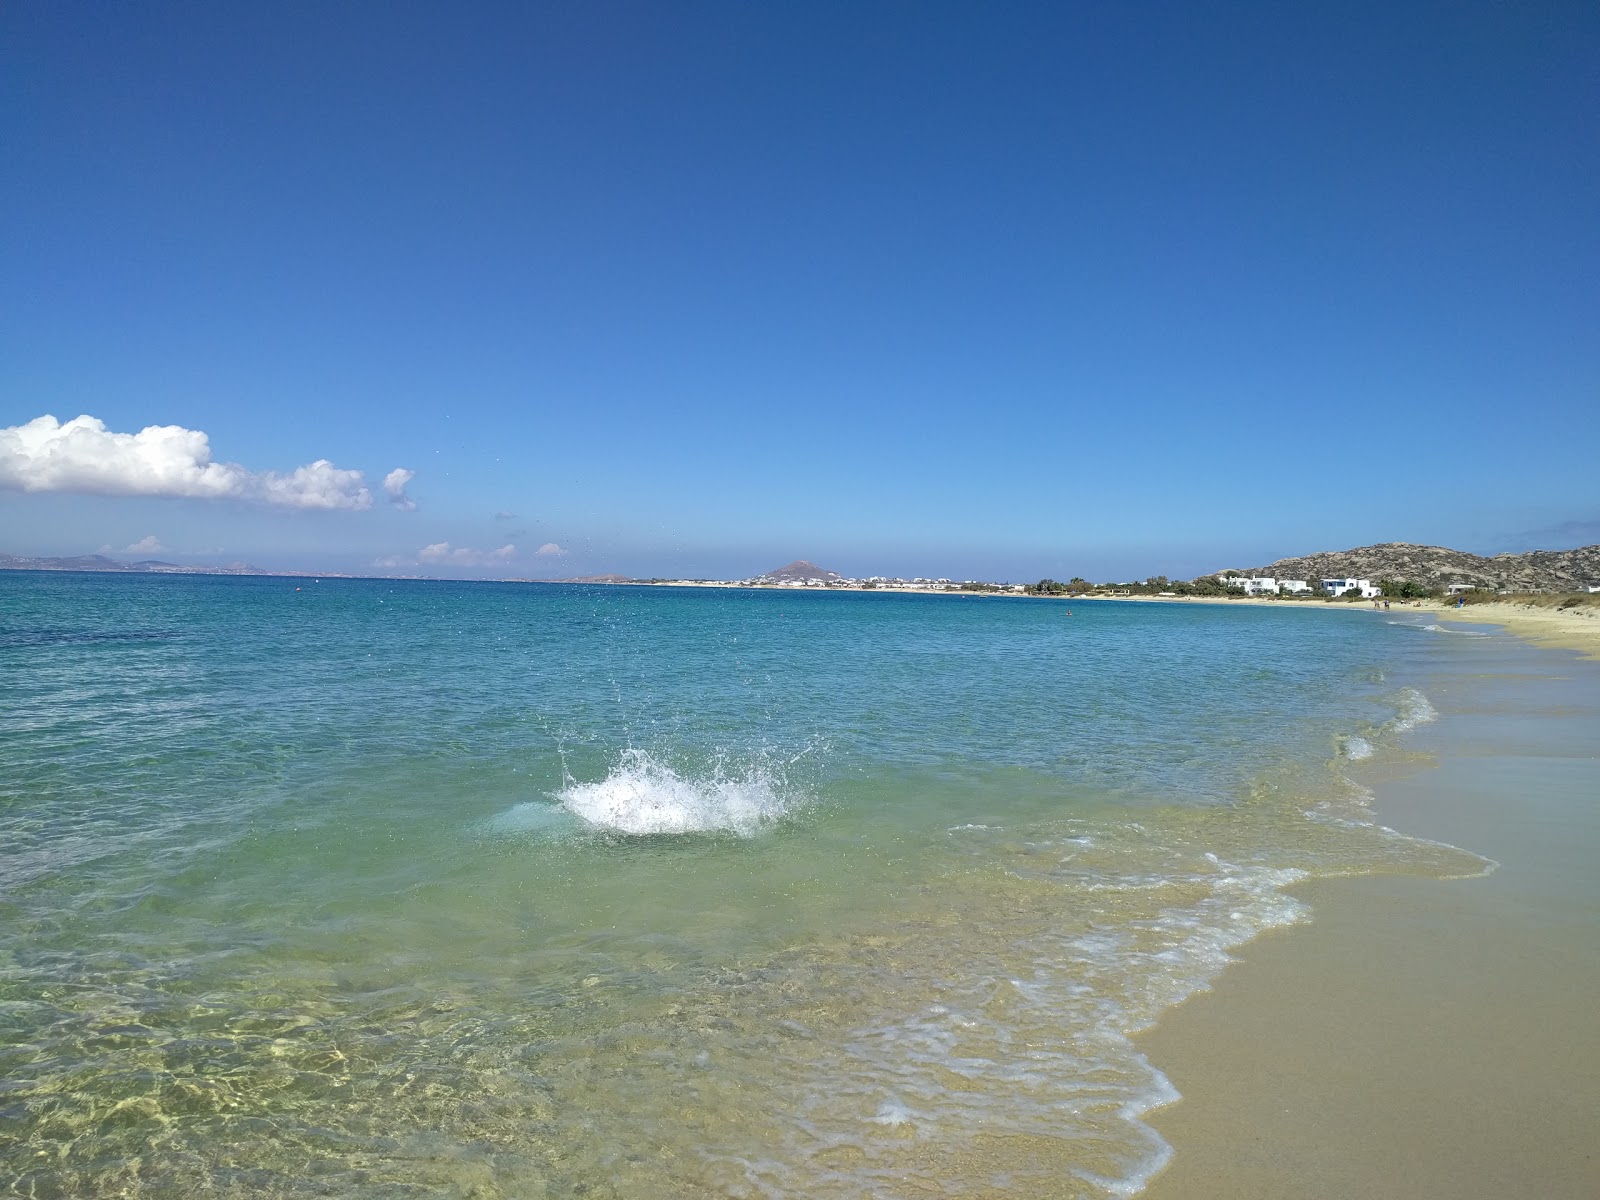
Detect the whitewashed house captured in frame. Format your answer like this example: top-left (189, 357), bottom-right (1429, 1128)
top-left (1321, 577), bottom-right (1381, 598)
top-left (1225, 576), bottom-right (1280, 595)
top-left (1278, 579), bottom-right (1312, 595)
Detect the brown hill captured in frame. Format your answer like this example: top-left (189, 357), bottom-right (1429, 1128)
top-left (1221, 542), bottom-right (1600, 591)
top-left (759, 559), bottom-right (843, 583)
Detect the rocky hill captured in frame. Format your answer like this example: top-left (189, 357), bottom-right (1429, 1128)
top-left (1222, 542), bottom-right (1600, 592)
top-left (758, 559), bottom-right (843, 583)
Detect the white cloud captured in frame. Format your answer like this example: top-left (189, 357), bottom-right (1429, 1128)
top-left (384, 468), bottom-right (417, 511)
top-left (125, 535), bottom-right (166, 554)
top-left (536, 542), bottom-right (566, 556)
top-left (417, 542), bottom-right (517, 566)
top-left (0, 413), bottom-right (409, 512)
top-left (257, 459), bottom-right (372, 510)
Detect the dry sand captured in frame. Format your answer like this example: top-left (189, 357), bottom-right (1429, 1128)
top-left (1137, 623), bottom-right (1600, 1198)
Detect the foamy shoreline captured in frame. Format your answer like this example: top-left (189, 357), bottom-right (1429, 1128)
top-left (1137, 602), bottom-right (1600, 1198)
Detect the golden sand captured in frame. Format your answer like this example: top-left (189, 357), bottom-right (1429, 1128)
top-left (1137, 638), bottom-right (1600, 1198)
top-left (1416, 598), bottom-right (1600, 659)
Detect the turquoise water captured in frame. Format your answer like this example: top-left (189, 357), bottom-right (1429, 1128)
top-left (0, 574), bottom-right (1486, 1197)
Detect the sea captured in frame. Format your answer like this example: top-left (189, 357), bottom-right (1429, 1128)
top-left (0, 573), bottom-right (1494, 1198)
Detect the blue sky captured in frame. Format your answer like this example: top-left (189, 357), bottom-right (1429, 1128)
top-left (3, 1), bottom-right (1596, 580)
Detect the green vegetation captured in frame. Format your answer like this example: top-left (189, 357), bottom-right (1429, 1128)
top-left (1376, 578), bottom-right (1440, 599)
top-left (1456, 590), bottom-right (1600, 611)
top-left (1185, 575), bottom-right (1233, 596)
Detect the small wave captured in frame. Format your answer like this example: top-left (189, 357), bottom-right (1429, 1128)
top-left (1342, 735), bottom-right (1374, 761)
top-left (1386, 621), bottom-right (1488, 637)
top-left (557, 748), bottom-right (796, 836)
top-left (1393, 687), bottom-right (1437, 732)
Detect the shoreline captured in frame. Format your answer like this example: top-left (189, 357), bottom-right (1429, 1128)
top-left (19, 565), bottom-right (1597, 659)
top-left (1136, 617), bottom-right (1600, 1196)
top-left (625, 579), bottom-right (1600, 658)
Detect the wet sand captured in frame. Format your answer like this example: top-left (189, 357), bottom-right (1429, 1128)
top-left (1139, 627), bottom-right (1600, 1198)
top-left (1416, 598), bottom-right (1600, 660)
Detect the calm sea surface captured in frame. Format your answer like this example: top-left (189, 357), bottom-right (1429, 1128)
top-left (0, 573), bottom-right (1488, 1197)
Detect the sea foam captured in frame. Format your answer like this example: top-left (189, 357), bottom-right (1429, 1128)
top-left (1393, 687), bottom-right (1438, 732)
top-left (1342, 735), bottom-right (1375, 761)
top-left (557, 748), bottom-right (795, 836)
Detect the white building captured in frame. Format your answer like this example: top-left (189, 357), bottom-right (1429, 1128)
top-left (1321, 577), bottom-right (1382, 599)
top-left (1278, 579), bottom-right (1312, 595)
top-left (1225, 576), bottom-right (1280, 596)
top-left (1446, 583), bottom-right (1477, 595)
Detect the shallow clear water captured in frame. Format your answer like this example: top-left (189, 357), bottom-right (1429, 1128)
top-left (0, 575), bottom-right (1486, 1197)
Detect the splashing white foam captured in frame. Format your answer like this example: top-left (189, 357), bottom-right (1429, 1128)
top-left (1393, 687), bottom-right (1437, 732)
top-left (1342, 735), bottom-right (1374, 761)
top-left (557, 749), bottom-right (794, 836)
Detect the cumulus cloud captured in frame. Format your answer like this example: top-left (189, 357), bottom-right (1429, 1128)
top-left (384, 468), bottom-right (416, 511)
top-left (0, 413), bottom-right (412, 512)
top-left (125, 535), bottom-right (166, 554)
top-left (418, 542), bottom-right (517, 566)
top-left (536, 542), bottom-right (566, 556)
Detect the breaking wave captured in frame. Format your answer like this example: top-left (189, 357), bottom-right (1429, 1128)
top-left (1386, 620), bottom-right (1489, 637)
top-left (556, 748), bottom-right (798, 836)
top-left (1342, 735), bottom-right (1374, 761)
top-left (1392, 687), bottom-right (1437, 732)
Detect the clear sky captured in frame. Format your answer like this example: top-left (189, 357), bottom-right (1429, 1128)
top-left (3, 1), bottom-right (1596, 581)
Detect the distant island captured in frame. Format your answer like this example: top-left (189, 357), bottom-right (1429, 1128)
top-left (6, 543), bottom-right (1599, 597)
top-left (0, 552), bottom-right (276, 576)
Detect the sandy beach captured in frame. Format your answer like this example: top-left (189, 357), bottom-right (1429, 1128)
top-left (1415, 598), bottom-right (1600, 659)
top-left (1077, 591), bottom-right (1600, 659)
top-left (651, 583), bottom-right (1600, 662)
top-left (1138, 616), bottom-right (1600, 1197)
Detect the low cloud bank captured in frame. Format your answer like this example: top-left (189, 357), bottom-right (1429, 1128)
top-left (0, 414), bottom-right (413, 512)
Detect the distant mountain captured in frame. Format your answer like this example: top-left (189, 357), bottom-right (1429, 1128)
top-left (1221, 542), bottom-right (1600, 591)
top-left (0, 553), bottom-right (270, 576)
top-left (758, 559), bottom-right (843, 583)
top-left (557, 573), bottom-right (635, 584)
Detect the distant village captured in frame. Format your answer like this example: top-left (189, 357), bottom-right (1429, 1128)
top-left (6, 544), bottom-right (1599, 598)
top-left (630, 560), bottom-right (1574, 601)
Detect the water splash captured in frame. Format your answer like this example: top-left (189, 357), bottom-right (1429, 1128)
top-left (1392, 687), bottom-right (1437, 732)
top-left (1342, 735), bottom-right (1374, 760)
top-left (556, 748), bottom-right (797, 836)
